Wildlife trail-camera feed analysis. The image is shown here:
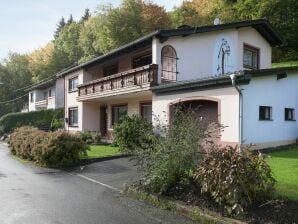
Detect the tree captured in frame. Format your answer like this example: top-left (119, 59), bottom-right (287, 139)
top-left (170, 1), bottom-right (204, 27)
top-left (81, 8), bottom-right (91, 22)
top-left (0, 53), bottom-right (32, 116)
top-left (94, 0), bottom-right (172, 53)
top-left (79, 16), bottom-right (102, 63)
top-left (52, 22), bottom-right (83, 70)
top-left (66, 14), bottom-right (74, 25)
top-left (54, 17), bottom-right (66, 39)
top-left (28, 42), bottom-right (56, 82)
top-left (141, 2), bottom-right (171, 33)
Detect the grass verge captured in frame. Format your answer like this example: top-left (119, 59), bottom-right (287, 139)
top-left (124, 186), bottom-right (244, 224)
top-left (84, 145), bottom-right (121, 158)
top-left (267, 146), bottom-right (298, 200)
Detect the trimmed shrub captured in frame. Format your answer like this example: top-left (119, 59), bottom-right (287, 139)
top-left (196, 146), bottom-right (275, 215)
top-left (80, 131), bottom-right (101, 145)
top-left (0, 108), bottom-right (64, 135)
top-left (9, 126), bottom-right (88, 167)
top-left (113, 115), bottom-right (155, 154)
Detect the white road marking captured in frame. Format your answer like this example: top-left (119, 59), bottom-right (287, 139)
top-left (74, 173), bottom-right (120, 192)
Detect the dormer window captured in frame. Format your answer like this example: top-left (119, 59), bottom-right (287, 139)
top-left (243, 44), bottom-right (259, 69)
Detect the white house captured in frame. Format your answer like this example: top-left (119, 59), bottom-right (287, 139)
top-left (50, 19), bottom-right (297, 149)
top-left (27, 78), bottom-right (64, 111)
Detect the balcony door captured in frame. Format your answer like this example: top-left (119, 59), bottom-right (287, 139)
top-left (100, 105), bottom-right (107, 137)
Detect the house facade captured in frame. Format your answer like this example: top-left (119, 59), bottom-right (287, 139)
top-left (54, 19), bottom-right (297, 149)
top-left (27, 78), bottom-right (64, 111)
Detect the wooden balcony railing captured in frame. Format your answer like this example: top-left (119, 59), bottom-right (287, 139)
top-left (78, 64), bottom-right (158, 97)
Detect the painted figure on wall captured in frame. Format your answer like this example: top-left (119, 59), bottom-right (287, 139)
top-left (214, 37), bottom-right (235, 75)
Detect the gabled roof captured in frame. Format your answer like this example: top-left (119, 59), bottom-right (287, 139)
top-left (56, 19), bottom-right (283, 78)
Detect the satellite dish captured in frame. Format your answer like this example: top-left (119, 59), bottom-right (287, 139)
top-left (214, 18), bottom-right (222, 25)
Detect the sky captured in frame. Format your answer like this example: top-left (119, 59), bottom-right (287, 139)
top-left (0, 0), bottom-right (183, 61)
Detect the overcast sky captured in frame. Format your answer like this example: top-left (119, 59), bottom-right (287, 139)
top-left (0, 0), bottom-right (183, 61)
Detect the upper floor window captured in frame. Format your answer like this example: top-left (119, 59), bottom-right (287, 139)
top-left (285, 108), bottom-right (295, 121)
top-left (112, 104), bottom-right (127, 126)
top-left (133, 53), bottom-right (152, 68)
top-left (259, 106), bottom-right (272, 121)
top-left (69, 76), bottom-right (78, 92)
top-left (103, 64), bottom-right (118, 76)
top-left (243, 44), bottom-right (259, 69)
top-left (30, 92), bottom-right (34, 103)
top-left (161, 45), bottom-right (178, 82)
top-left (140, 102), bottom-right (152, 122)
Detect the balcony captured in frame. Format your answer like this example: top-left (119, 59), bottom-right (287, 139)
top-left (47, 96), bottom-right (55, 109)
top-left (35, 99), bottom-right (47, 108)
top-left (77, 64), bottom-right (158, 101)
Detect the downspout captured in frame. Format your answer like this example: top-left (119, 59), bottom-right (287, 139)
top-left (230, 74), bottom-right (243, 151)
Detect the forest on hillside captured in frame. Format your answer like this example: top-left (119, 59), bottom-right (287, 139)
top-left (0, 0), bottom-right (297, 117)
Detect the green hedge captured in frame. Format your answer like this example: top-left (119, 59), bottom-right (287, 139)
top-left (9, 126), bottom-right (89, 167)
top-left (0, 108), bottom-right (64, 135)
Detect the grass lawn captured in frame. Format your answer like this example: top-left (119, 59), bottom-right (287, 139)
top-left (84, 145), bottom-right (121, 158)
top-left (272, 61), bottom-right (298, 68)
top-left (267, 146), bottom-right (298, 201)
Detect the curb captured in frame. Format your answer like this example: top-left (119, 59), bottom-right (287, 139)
top-left (79, 154), bottom-right (131, 165)
top-left (125, 187), bottom-right (245, 224)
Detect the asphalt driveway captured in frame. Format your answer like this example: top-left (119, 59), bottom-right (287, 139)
top-left (0, 143), bottom-right (195, 224)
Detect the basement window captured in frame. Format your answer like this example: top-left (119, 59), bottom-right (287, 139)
top-left (259, 106), bottom-right (272, 121)
top-left (285, 108), bottom-right (295, 121)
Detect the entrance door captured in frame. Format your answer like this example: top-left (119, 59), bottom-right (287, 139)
top-left (100, 105), bottom-right (107, 137)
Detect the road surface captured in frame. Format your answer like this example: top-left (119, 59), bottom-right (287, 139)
top-left (0, 143), bottom-right (195, 224)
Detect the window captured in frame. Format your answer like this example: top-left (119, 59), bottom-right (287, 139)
top-left (259, 106), bottom-right (272, 121)
top-left (30, 92), bottom-right (34, 103)
top-left (68, 107), bottom-right (78, 126)
top-left (285, 108), bottom-right (295, 121)
top-left (43, 91), bottom-right (47, 100)
top-left (103, 64), bottom-right (118, 76)
top-left (140, 102), bottom-right (152, 122)
top-left (243, 45), bottom-right (259, 69)
top-left (133, 53), bottom-right (152, 68)
top-left (69, 77), bottom-right (78, 92)
top-left (161, 45), bottom-right (178, 82)
top-left (112, 105), bottom-right (127, 125)
top-left (48, 89), bottom-right (52, 97)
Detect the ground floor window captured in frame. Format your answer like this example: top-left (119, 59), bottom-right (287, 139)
top-left (285, 108), bottom-right (295, 121)
top-left (69, 107), bottom-right (78, 127)
top-left (259, 106), bottom-right (272, 121)
top-left (140, 102), bottom-right (152, 122)
top-left (112, 104), bottom-right (127, 125)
